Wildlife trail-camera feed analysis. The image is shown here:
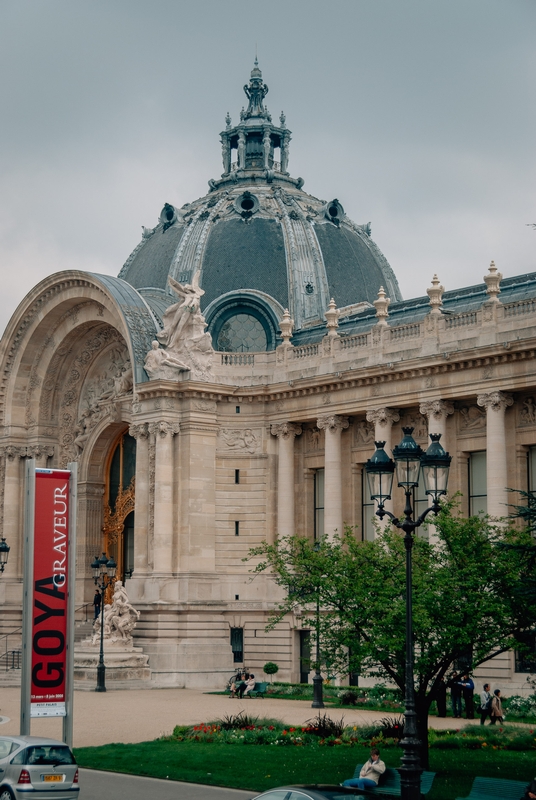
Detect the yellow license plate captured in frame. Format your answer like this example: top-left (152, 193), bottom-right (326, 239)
top-left (44, 775), bottom-right (62, 782)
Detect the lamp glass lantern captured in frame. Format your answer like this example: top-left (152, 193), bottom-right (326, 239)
top-left (420, 433), bottom-right (452, 503)
top-left (91, 555), bottom-right (100, 579)
top-left (365, 441), bottom-right (395, 506)
top-left (0, 537), bottom-right (10, 572)
top-left (392, 427), bottom-right (424, 488)
top-left (106, 556), bottom-right (117, 578)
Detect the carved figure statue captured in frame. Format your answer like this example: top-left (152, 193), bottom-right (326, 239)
top-left (521, 397), bottom-right (536, 425)
top-left (144, 340), bottom-right (189, 379)
top-left (148, 272), bottom-right (214, 380)
top-left (355, 420), bottom-right (375, 445)
top-left (460, 405), bottom-right (486, 429)
top-left (91, 580), bottom-right (140, 646)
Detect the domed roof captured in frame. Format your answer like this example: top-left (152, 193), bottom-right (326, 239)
top-left (119, 62), bottom-right (402, 351)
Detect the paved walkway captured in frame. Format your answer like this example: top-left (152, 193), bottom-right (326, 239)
top-left (79, 769), bottom-right (254, 800)
top-left (0, 686), bottom-right (483, 748)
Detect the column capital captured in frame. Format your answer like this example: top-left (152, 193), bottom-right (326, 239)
top-left (366, 407), bottom-right (400, 428)
top-left (317, 414), bottom-right (349, 432)
top-left (477, 391), bottom-right (514, 413)
top-left (129, 422), bottom-right (150, 440)
top-left (419, 399), bottom-right (454, 421)
top-left (271, 422), bottom-right (302, 439)
top-left (149, 420), bottom-right (181, 437)
top-left (1, 445), bottom-right (26, 461)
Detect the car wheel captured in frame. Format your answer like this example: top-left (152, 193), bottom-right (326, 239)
top-left (0, 788), bottom-right (15, 800)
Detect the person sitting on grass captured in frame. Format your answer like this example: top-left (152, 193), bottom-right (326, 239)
top-left (341, 747), bottom-right (386, 790)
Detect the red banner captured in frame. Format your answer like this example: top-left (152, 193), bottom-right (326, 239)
top-left (30, 469), bottom-right (71, 717)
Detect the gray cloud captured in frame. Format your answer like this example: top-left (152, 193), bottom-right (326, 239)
top-left (0, 0), bottom-right (534, 333)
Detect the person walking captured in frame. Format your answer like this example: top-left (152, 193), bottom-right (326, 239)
top-left (490, 689), bottom-right (504, 725)
top-left (435, 677), bottom-right (447, 717)
top-left (93, 589), bottom-right (101, 620)
top-left (479, 683), bottom-right (492, 725)
top-left (460, 673), bottom-right (475, 719)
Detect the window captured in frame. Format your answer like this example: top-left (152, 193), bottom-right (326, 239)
top-left (207, 298), bottom-right (278, 352)
top-left (362, 470), bottom-right (376, 541)
top-left (235, 469), bottom-right (240, 484)
top-left (217, 313), bottom-right (268, 352)
top-left (515, 632), bottom-right (536, 673)
top-left (469, 451), bottom-right (487, 516)
top-left (103, 431), bottom-right (137, 581)
top-left (528, 446), bottom-right (536, 493)
top-left (230, 628), bottom-right (243, 663)
top-left (314, 469), bottom-right (324, 541)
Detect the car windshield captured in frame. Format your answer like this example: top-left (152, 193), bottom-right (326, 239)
top-left (12, 745), bottom-right (76, 766)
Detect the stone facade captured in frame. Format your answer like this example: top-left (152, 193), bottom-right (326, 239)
top-left (0, 63), bottom-right (535, 693)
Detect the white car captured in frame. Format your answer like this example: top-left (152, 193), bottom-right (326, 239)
top-left (0, 736), bottom-right (79, 800)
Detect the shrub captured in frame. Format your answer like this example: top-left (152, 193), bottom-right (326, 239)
top-left (263, 662), bottom-right (279, 682)
top-left (304, 713), bottom-right (346, 738)
top-left (213, 711), bottom-right (259, 730)
top-left (338, 690), bottom-right (358, 706)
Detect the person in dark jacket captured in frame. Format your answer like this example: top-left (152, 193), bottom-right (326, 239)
top-left (460, 673), bottom-right (475, 719)
top-left (449, 677), bottom-right (462, 718)
top-left (93, 589), bottom-right (101, 620)
top-left (523, 776), bottom-right (536, 800)
top-left (435, 677), bottom-right (447, 717)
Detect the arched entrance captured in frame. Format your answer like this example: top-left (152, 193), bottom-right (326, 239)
top-left (102, 430), bottom-right (136, 582)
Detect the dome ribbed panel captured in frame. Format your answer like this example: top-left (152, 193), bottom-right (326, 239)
top-left (120, 224), bottom-right (185, 290)
top-left (200, 218), bottom-right (288, 310)
top-left (313, 224), bottom-right (395, 307)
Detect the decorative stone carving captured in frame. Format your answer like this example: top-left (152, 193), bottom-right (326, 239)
top-left (219, 428), bottom-right (260, 454)
top-left (366, 407), bottom-right (400, 429)
top-left (129, 422), bottom-right (150, 440)
top-left (324, 298), bottom-right (339, 336)
top-left (402, 411), bottom-right (427, 439)
top-left (459, 405), bottom-right (486, 429)
top-left (91, 580), bottom-right (140, 646)
top-left (144, 340), bottom-right (189, 379)
top-left (355, 419), bottom-right (375, 445)
top-left (373, 286), bottom-right (390, 326)
top-left (279, 309), bottom-right (294, 345)
top-left (149, 420), bottom-right (181, 438)
top-left (520, 397), bottom-right (536, 425)
top-left (271, 422), bottom-right (302, 439)
top-left (152, 273), bottom-right (214, 381)
top-left (427, 274), bottom-right (444, 315)
top-left (419, 400), bottom-right (454, 423)
top-left (484, 260), bottom-right (502, 303)
top-left (317, 414), bottom-right (349, 432)
top-left (477, 391), bottom-right (514, 413)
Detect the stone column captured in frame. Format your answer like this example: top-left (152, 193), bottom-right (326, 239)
top-left (366, 408), bottom-right (400, 517)
top-left (419, 400), bottom-right (454, 449)
top-left (151, 420), bottom-right (180, 575)
top-left (2, 447), bottom-right (25, 580)
top-left (477, 391), bottom-right (514, 518)
top-left (129, 423), bottom-right (150, 576)
top-left (317, 415), bottom-right (349, 539)
top-left (271, 423), bottom-right (302, 538)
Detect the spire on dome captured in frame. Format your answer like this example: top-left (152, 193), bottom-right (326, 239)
top-left (243, 58), bottom-right (269, 119)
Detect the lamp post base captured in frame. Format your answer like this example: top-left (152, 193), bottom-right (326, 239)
top-left (95, 664), bottom-right (106, 692)
top-left (311, 671), bottom-right (324, 708)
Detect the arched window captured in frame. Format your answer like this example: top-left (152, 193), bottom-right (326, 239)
top-left (208, 299), bottom-right (278, 352)
top-left (103, 431), bottom-right (136, 581)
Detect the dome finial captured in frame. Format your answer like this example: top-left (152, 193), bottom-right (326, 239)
top-left (244, 58), bottom-right (268, 118)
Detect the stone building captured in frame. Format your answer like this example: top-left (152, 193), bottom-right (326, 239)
top-left (1, 61), bottom-right (535, 690)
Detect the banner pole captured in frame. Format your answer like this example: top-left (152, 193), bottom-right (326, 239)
top-left (20, 459), bottom-right (36, 736)
top-left (63, 462), bottom-right (77, 747)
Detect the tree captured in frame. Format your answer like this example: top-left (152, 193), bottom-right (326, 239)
top-left (263, 661), bottom-right (279, 682)
top-left (247, 500), bottom-right (536, 768)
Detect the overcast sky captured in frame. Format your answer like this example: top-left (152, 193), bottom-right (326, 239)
top-left (0, 0), bottom-right (534, 335)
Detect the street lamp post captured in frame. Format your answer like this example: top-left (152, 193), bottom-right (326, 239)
top-left (365, 428), bottom-right (451, 800)
top-left (0, 536), bottom-right (10, 573)
top-left (91, 552), bottom-right (117, 692)
top-left (311, 590), bottom-right (324, 709)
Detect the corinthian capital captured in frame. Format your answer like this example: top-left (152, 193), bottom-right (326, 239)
top-left (149, 420), bottom-right (181, 437)
top-left (129, 423), bottom-right (150, 440)
top-left (366, 407), bottom-right (400, 428)
top-left (271, 422), bottom-right (302, 440)
top-left (317, 414), bottom-right (349, 432)
top-left (477, 392), bottom-right (514, 413)
top-left (419, 400), bottom-right (454, 422)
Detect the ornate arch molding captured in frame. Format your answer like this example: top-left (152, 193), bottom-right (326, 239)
top-left (0, 271), bottom-right (160, 428)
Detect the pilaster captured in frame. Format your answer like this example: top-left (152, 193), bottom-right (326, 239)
top-left (477, 391), bottom-right (514, 518)
top-left (271, 422), bottom-right (302, 538)
top-left (317, 414), bottom-right (349, 539)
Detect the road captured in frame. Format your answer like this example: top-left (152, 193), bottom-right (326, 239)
top-left (79, 769), bottom-right (255, 800)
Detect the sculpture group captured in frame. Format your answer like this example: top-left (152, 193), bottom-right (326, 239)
top-left (144, 271), bottom-right (214, 381)
top-left (92, 580), bottom-right (140, 646)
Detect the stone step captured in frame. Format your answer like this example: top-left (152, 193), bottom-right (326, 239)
top-left (73, 678), bottom-right (155, 691)
top-left (0, 670), bottom-right (21, 687)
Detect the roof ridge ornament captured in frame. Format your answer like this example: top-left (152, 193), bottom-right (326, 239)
top-left (243, 58), bottom-right (269, 119)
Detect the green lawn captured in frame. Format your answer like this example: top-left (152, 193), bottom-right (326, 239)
top-left (74, 740), bottom-right (535, 799)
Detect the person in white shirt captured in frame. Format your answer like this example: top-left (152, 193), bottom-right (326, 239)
top-left (342, 748), bottom-right (386, 790)
top-left (479, 683), bottom-right (492, 725)
top-left (243, 673), bottom-right (256, 696)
